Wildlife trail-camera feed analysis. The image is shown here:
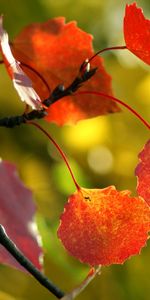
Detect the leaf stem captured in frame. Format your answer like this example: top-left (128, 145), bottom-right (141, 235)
top-left (88, 45), bottom-right (127, 62)
top-left (61, 266), bottom-right (101, 300)
top-left (27, 121), bottom-right (80, 190)
top-left (0, 224), bottom-right (65, 298)
top-left (76, 91), bottom-right (150, 130)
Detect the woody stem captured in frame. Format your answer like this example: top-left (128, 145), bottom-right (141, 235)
top-left (0, 225), bottom-right (64, 298)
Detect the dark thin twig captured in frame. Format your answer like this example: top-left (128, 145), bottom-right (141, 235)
top-left (0, 109), bottom-right (47, 128)
top-left (43, 66), bottom-right (97, 107)
top-left (0, 45), bottom-right (128, 128)
top-left (0, 62), bottom-right (97, 128)
top-left (0, 225), bottom-right (65, 299)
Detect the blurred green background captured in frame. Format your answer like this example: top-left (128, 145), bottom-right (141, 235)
top-left (0, 0), bottom-right (150, 299)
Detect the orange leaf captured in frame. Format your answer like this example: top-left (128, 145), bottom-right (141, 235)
top-left (124, 3), bottom-right (150, 64)
top-left (135, 140), bottom-right (150, 206)
top-left (12, 18), bottom-right (120, 125)
top-left (58, 186), bottom-right (150, 266)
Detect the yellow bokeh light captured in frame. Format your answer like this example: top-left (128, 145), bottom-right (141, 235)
top-left (62, 117), bottom-right (110, 151)
top-left (87, 145), bottom-right (113, 174)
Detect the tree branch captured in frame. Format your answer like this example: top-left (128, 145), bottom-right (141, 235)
top-left (0, 63), bottom-right (97, 128)
top-left (0, 224), bottom-right (65, 299)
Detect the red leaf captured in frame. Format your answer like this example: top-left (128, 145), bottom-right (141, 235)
top-left (58, 186), bottom-right (150, 266)
top-left (135, 140), bottom-right (150, 206)
top-left (0, 160), bottom-right (42, 271)
top-left (0, 16), bottom-right (43, 110)
top-left (12, 18), bottom-right (120, 125)
top-left (124, 3), bottom-right (150, 64)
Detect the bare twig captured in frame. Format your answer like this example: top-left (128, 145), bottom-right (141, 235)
top-left (0, 225), bottom-right (65, 299)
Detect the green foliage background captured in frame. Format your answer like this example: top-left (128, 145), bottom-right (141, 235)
top-left (0, 0), bottom-right (150, 299)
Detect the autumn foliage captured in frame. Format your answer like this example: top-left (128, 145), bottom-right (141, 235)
top-left (124, 2), bottom-right (150, 64)
top-left (11, 18), bottom-right (120, 125)
top-left (58, 186), bottom-right (150, 266)
top-left (0, 1), bottom-right (150, 299)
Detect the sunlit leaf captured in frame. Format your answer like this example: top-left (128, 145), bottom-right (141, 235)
top-left (12, 17), bottom-right (120, 125)
top-left (124, 3), bottom-right (150, 64)
top-left (58, 186), bottom-right (150, 266)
